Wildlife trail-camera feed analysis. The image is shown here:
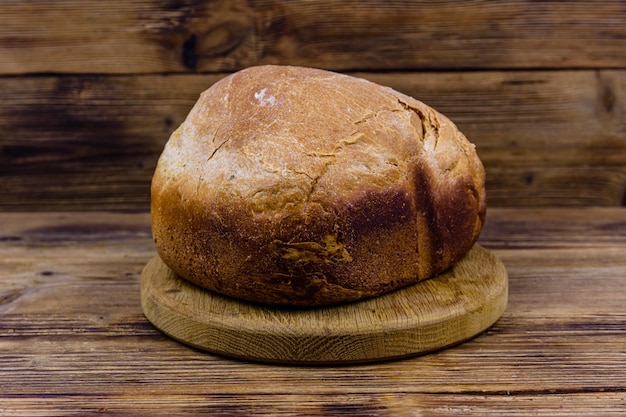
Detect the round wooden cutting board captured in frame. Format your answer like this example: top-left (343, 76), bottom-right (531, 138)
top-left (141, 244), bottom-right (507, 365)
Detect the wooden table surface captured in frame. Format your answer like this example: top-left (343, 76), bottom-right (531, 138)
top-left (1, 208), bottom-right (625, 416)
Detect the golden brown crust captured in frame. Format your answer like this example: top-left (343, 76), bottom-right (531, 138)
top-left (151, 65), bottom-right (486, 306)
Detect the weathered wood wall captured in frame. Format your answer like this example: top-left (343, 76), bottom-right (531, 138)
top-left (1, 1), bottom-right (625, 210)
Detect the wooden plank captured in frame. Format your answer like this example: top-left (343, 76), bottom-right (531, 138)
top-left (2, 70), bottom-right (625, 209)
top-left (1, 1), bottom-right (626, 74)
top-left (0, 209), bottom-right (625, 416)
top-left (0, 393), bottom-right (624, 416)
top-left (0, 75), bottom-right (220, 211)
top-left (479, 207), bottom-right (626, 248)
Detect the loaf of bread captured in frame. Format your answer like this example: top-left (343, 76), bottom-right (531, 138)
top-left (151, 65), bottom-right (486, 306)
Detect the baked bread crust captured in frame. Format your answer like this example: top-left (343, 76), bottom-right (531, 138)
top-left (151, 65), bottom-right (486, 306)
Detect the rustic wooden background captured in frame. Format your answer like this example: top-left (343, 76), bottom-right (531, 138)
top-left (1, 0), bottom-right (625, 210)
